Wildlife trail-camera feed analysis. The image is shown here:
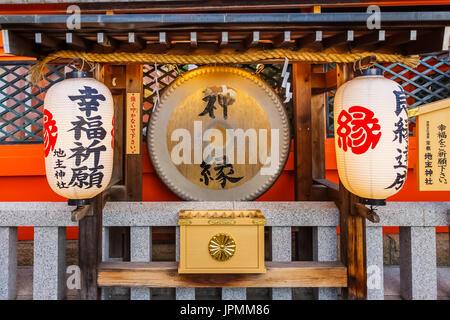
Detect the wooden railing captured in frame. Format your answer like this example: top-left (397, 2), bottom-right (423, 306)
top-left (100, 201), bottom-right (344, 300)
top-left (0, 201), bottom-right (448, 300)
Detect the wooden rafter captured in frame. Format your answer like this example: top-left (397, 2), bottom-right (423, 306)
top-left (1, 10), bottom-right (448, 57)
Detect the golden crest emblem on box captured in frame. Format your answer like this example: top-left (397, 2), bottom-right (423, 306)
top-left (178, 210), bottom-right (266, 274)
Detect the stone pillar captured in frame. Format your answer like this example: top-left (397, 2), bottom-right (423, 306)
top-left (100, 227), bottom-right (113, 300)
top-left (33, 227), bottom-right (66, 300)
top-left (400, 226), bottom-right (437, 300)
top-left (313, 226), bottom-right (338, 300)
top-left (366, 226), bottom-right (384, 300)
top-left (130, 226), bottom-right (152, 300)
top-left (272, 227), bottom-right (292, 300)
top-left (222, 288), bottom-right (246, 300)
top-left (176, 226), bottom-right (195, 300)
top-left (0, 227), bottom-right (17, 300)
top-left (102, 227), bottom-right (110, 262)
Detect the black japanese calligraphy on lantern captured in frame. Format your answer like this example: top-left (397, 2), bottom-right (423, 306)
top-left (393, 117), bottom-right (408, 144)
top-left (68, 140), bottom-right (106, 167)
top-left (69, 86), bottom-right (106, 117)
top-left (54, 159), bottom-right (66, 170)
top-left (394, 148), bottom-right (407, 170)
top-left (56, 181), bottom-right (69, 189)
top-left (69, 116), bottom-right (106, 141)
top-left (386, 171), bottom-right (407, 190)
top-left (55, 170), bottom-right (66, 180)
top-left (386, 86), bottom-right (408, 191)
top-left (52, 147), bottom-right (68, 188)
top-left (53, 148), bottom-right (66, 158)
top-left (66, 86), bottom-right (108, 190)
top-left (68, 165), bottom-right (105, 189)
top-left (393, 86), bottom-right (408, 117)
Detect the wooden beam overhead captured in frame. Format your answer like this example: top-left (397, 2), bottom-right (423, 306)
top-left (1, 12), bottom-right (448, 28)
top-left (35, 32), bottom-right (61, 49)
top-left (245, 31), bottom-right (260, 49)
top-left (97, 32), bottom-right (118, 49)
top-left (70, 1), bottom-right (450, 14)
top-left (127, 32), bottom-right (145, 50)
top-left (98, 261), bottom-right (348, 288)
top-left (66, 32), bottom-right (88, 50)
top-left (351, 30), bottom-right (385, 50)
top-left (323, 30), bottom-right (353, 49)
top-left (296, 31), bottom-right (323, 50)
top-left (1, 30), bottom-right (38, 57)
top-left (2, 25), bottom-right (446, 56)
top-left (443, 26), bottom-right (450, 51)
top-left (273, 31), bottom-right (293, 48)
top-left (387, 30), bottom-right (417, 46)
top-left (219, 31), bottom-right (229, 48)
top-left (159, 31), bottom-right (170, 48)
top-left (190, 32), bottom-right (198, 48)
top-left (403, 26), bottom-right (449, 55)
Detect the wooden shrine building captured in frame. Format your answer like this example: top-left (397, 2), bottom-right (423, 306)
top-left (0, 0), bottom-right (449, 300)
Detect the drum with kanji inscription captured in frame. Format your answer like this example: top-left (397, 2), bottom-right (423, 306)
top-left (147, 66), bottom-right (290, 200)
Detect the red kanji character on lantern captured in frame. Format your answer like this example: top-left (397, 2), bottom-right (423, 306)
top-left (111, 116), bottom-right (114, 149)
top-left (336, 106), bottom-right (381, 155)
top-left (43, 109), bottom-right (58, 157)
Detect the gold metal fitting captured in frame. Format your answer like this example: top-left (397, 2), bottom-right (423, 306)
top-left (208, 233), bottom-right (236, 261)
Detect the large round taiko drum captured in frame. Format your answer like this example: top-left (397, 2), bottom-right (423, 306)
top-left (147, 66), bottom-right (290, 200)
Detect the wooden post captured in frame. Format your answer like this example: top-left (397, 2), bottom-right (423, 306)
top-left (311, 66), bottom-right (326, 180)
top-left (102, 65), bottom-right (130, 261)
top-left (78, 65), bottom-right (107, 300)
top-left (336, 63), bottom-right (367, 300)
top-left (79, 194), bottom-right (103, 300)
top-left (104, 65), bottom-right (126, 186)
top-left (101, 64), bottom-right (144, 262)
top-left (125, 64), bottom-right (143, 201)
top-left (292, 63), bottom-right (313, 261)
top-left (293, 63), bottom-right (313, 201)
top-left (310, 64), bottom-right (327, 201)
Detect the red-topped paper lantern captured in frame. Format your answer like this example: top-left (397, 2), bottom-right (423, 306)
top-left (334, 69), bottom-right (409, 205)
top-left (44, 71), bottom-right (114, 206)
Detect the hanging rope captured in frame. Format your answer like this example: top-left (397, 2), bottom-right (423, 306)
top-left (30, 49), bottom-right (420, 85)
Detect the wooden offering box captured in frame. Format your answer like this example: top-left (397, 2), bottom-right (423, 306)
top-left (178, 210), bottom-right (266, 274)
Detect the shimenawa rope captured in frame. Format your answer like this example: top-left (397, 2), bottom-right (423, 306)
top-left (30, 49), bottom-right (420, 85)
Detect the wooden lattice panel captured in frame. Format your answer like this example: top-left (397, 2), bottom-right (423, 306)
top-left (326, 56), bottom-right (450, 137)
top-left (0, 62), bottom-right (76, 143)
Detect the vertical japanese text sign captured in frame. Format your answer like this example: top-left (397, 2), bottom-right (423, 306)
top-left (126, 92), bottom-right (141, 154)
top-left (416, 99), bottom-right (450, 191)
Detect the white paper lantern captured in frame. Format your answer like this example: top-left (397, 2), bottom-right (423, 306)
top-left (334, 69), bottom-right (409, 204)
top-left (44, 71), bottom-right (114, 206)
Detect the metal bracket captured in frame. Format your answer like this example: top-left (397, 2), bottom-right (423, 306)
top-left (354, 203), bottom-right (380, 223)
top-left (353, 55), bottom-right (377, 72)
top-left (71, 205), bottom-right (93, 222)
